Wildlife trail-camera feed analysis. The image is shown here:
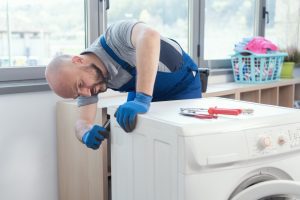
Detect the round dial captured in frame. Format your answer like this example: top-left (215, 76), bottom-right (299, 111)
top-left (258, 136), bottom-right (272, 149)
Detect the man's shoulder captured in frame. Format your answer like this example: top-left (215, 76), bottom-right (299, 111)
top-left (110, 19), bottom-right (140, 26)
top-left (107, 19), bottom-right (142, 31)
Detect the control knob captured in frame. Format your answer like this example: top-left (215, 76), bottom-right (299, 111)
top-left (278, 135), bottom-right (287, 146)
top-left (257, 136), bottom-right (272, 149)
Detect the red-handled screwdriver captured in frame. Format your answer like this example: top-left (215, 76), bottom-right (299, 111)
top-left (207, 107), bottom-right (242, 115)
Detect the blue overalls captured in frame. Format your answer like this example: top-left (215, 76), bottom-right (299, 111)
top-left (100, 36), bottom-right (202, 102)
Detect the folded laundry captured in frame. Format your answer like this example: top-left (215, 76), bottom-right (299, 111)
top-left (234, 37), bottom-right (253, 52)
top-left (234, 37), bottom-right (278, 54)
top-left (245, 36), bottom-right (278, 54)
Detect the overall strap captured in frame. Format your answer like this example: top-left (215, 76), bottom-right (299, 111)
top-left (100, 36), bottom-right (135, 74)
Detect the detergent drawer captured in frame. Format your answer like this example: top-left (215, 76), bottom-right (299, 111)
top-left (178, 131), bottom-right (249, 174)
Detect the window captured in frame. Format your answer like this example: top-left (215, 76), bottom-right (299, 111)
top-left (203, 0), bottom-right (256, 61)
top-left (265, 0), bottom-right (300, 50)
top-left (0, 0), bottom-right (85, 70)
top-left (1, 0), bottom-right (299, 88)
top-left (106, 0), bottom-right (189, 52)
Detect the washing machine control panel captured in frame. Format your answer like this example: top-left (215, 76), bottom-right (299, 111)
top-left (289, 129), bottom-right (300, 147)
top-left (246, 123), bottom-right (300, 157)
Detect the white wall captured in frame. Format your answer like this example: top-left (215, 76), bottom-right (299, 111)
top-left (0, 91), bottom-right (61, 200)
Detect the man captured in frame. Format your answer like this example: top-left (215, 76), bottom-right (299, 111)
top-left (46, 20), bottom-right (202, 150)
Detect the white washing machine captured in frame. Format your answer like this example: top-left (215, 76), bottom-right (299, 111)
top-left (108, 97), bottom-right (300, 200)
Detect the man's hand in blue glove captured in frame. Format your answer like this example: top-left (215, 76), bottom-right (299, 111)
top-left (82, 125), bottom-right (108, 150)
top-left (115, 92), bottom-right (152, 133)
top-left (126, 91), bottom-right (136, 102)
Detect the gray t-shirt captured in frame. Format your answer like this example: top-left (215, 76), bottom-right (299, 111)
top-left (78, 20), bottom-right (183, 107)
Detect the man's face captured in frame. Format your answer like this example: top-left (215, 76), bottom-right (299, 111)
top-left (73, 63), bottom-right (108, 99)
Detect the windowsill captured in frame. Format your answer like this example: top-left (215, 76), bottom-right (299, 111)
top-left (1, 68), bottom-right (299, 96)
top-left (0, 79), bottom-right (50, 95)
top-left (0, 69), bottom-right (232, 96)
top-left (207, 68), bottom-right (235, 84)
top-left (209, 68), bottom-right (233, 76)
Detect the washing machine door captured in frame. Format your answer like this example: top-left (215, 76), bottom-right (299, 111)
top-left (231, 180), bottom-right (300, 200)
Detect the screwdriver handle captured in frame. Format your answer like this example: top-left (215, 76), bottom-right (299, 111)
top-left (208, 107), bottom-right (242, 115)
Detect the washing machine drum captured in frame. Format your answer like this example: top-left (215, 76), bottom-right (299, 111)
top-left (229, 168), bottom-right (300, 200)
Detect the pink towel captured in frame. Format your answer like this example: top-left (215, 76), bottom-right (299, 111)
top-left (245, 37), bottom-right (278, 54)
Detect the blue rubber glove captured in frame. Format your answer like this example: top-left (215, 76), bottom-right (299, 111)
top-left (127, 91), bottom-right (136, 102)
top-left (115, 92), bottom-right (152, 132)
top-left (82, 125), bottom-right (108, 150)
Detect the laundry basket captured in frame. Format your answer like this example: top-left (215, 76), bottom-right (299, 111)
top-left (231, 51), bottom-right (287, 83)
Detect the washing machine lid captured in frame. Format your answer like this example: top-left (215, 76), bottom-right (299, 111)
top-left (231, 180), bottom-right (300, 200)
top-left (107, 97), bottom-right (300, 136)
top-left (143, 97), bottom-right (300, 135)
top-left (146, 97), bottom-right (297, 123)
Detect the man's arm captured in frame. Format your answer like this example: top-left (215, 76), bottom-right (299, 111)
top-left (131, 23), bottom-right (161, 96)
top-left (75, 103), bottom-right (97, 142)
top-left (114, 23), bottom-right (160, 132)
top-left (75, 103), bottom-right (108, 150)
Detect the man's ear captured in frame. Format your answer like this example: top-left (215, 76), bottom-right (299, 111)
top-left (71, 55), bottom-right (84, 64)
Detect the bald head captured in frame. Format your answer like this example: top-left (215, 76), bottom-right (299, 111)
top-left (46, 53), bottom-right (109, 99)
top-left (45, 54), bottom-right (77, 98)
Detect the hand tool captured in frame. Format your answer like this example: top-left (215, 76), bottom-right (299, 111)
top-left (179, 111), bottom-right (218, 119)
top-left (180, 107), bottom-right (254, 116)
top-left (99, 119), bottom-right (110, 139)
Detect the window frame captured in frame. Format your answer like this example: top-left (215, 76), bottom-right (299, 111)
top-left (0, 0), bottom-right (280, 92)
top-left (99, 0), bottom-right (264, 74)
top-left (85, 0), bottom-right (106, 47)
top-left (0, 0), bottom-right (102, 82)
top-left (192, 0), bottom-right (267, 70)
top-left (0, 67), bottom-right (46, 81)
